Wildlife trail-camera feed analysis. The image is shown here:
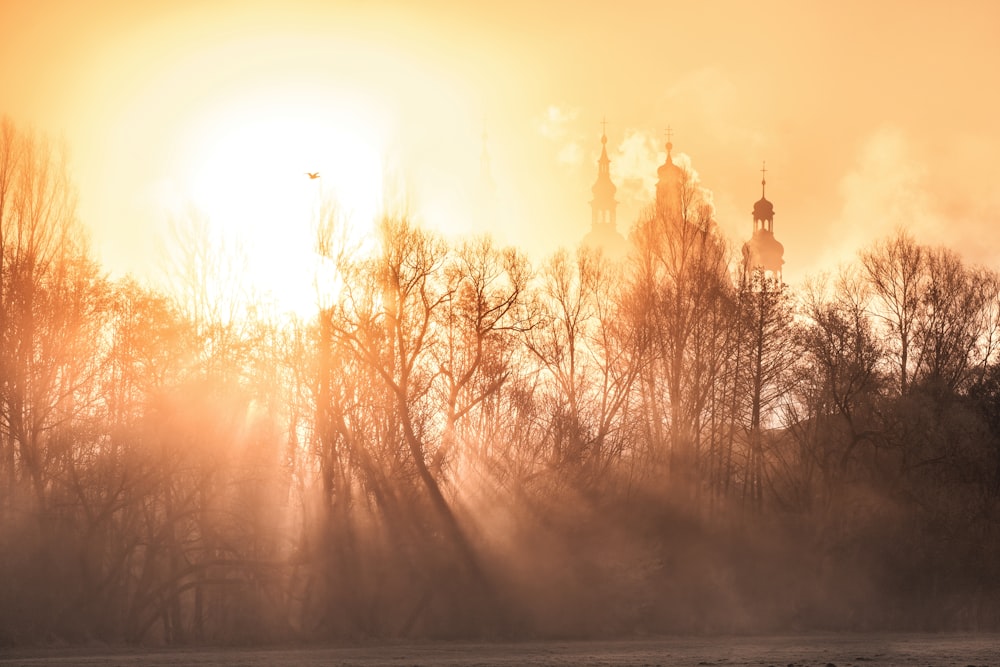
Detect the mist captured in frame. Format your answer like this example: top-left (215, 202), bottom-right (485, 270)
top-left (0, 115), bottom-right (999, 651)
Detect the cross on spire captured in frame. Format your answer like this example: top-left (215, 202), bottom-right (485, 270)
top-left (760, 160), bottom-right (767, 196)
top-left (665, 125), bottom-right (674, 144)
top-left (600, 116), bottom-right (608, 136)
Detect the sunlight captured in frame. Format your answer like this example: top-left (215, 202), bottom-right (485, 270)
top-left (8, 1), bottom-right (1000, 648)
top-left (177, 90), bottom-right (384, 316)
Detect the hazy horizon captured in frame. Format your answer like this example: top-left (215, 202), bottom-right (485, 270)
top-left (3, 0), bottom-right (1000, 303)
top-left (2, 0), bottom-right (1000, 654)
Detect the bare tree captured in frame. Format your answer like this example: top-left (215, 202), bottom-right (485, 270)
top-left (734, 267), bottom-right (795, 511)
top-left (630, 162), bottom-right (732, 486)
top-left (431, 236), bottom-right (532, 478)
top-left (860, 229), bottom-right (925, 396)
top-left (319, 216), bottom-right (503, 632)
top-left (792, 271), bottom-right (885, 487)
top-left (911, 247), bottom-right (993, 395)
top-left (0, 116), bottom-right (92, 509)
top-left (523, 247), bottom-right (601, 473)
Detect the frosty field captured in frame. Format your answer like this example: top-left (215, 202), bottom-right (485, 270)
top-left (1, 634), bottom-right (997, 667)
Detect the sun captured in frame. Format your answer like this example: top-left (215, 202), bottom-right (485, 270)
top-left (173, 88), bottom-right (385, 317)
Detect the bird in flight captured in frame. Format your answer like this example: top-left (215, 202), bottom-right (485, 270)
top-left (306, 172), bottom-right (320, 179)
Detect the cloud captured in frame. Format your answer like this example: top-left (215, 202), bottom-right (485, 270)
top-left (535, 103), bottom-right (587, 171)
top-left (822, 126), bottom-right (936, 268)
top-left (796, 126), bottom-right (1000, 282)
top-left (536, 104), bottom-right (579, 141)
top-left (923, 133), bottom-right (1000, 268)
top-left (614, 129), bottom-right (660, 206)
top-left (612, 129), bottom-right (716, 220)
top-left (557, 141), bottom-right (583, 166)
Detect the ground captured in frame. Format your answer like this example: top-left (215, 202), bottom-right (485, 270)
top-left (0, 634), bottom-right (997, 666)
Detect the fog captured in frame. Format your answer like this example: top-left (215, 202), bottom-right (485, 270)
top-left (1, 116), bottom-right (999, 648)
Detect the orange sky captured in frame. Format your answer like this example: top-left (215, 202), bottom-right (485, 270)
top-left (3, 0), bottom-right (1000, 301)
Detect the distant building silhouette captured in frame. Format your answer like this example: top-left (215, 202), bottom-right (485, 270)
top-left (581, 121), bottom-right (629, 259)
top-left (655, 128), bottom-right (685, 220)
top-left (742, 162), bottom-right (784, 281)
top-left (578, 126), bottom-right (786, 277)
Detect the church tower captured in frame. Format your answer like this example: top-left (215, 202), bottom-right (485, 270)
top-left (582, 120), bottom-right (628, 258)
top-left (656, 128), bottom-right (684, 219)
top-left (742, 162), bottom-right (785, 281)
top-left (590, 123), bottom-right (617, 228)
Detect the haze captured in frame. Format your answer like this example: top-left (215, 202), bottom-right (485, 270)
top-left (3, 0), bottom-right (1000, 658)
top-left (4, 0), bottom-right (1000, 291)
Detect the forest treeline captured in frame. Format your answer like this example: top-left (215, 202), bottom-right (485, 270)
top-left (1, 117), bottom-right (999, 644)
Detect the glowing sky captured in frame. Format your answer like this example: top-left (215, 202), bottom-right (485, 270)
top-left (3, 0), bottom-right (1000, 297)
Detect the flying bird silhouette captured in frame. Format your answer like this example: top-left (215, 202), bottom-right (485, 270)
top-left (306, 172), bottom-right (320, 179)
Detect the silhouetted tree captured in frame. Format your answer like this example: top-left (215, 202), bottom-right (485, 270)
top-left (630, 162), bottom-right (732, 488)
top-left (860, 229), bottom-right (925, 397)
top-left (734, 268), bottom-right (795, 511)
top-left (432, 236), bottom-right (532, 479)
top-left (790, 271), bottom-right (885, 499)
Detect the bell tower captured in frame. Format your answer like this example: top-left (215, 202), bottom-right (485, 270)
top-left (590, 118), bottom-right (618, 229)
top-left (742, 162), bottom-right (785, 281)
top-left (582, 118), bottom-right (628, 259)
top-left (656, 127), bottom-right (684, 219)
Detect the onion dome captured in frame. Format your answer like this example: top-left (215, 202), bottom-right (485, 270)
top-left (657, 140), bottom-right (684, 183)
top-left (656, 133), bottom-right (685, 216)
top-left (753, 195), bottom-right (774, 221)
top-left (754, 164), bottom-right (774, 223)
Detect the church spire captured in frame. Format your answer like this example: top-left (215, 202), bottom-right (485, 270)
top-left (752, 160), bottom-right (774, 234)
top-left (583, 117), bottom-right (628, 259)
top-left (597, 118), bottom-right (611, 181)
top-left (744, 161), bottom-right (784, 280)
top-left (590, 116), bottom-right (617, 228)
